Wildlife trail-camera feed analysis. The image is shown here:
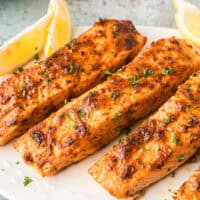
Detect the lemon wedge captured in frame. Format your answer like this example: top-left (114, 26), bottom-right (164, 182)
top-left (173, 0), bottom-right (200, 47)
top-left (0, 0), bottom-right (72, 76)
top-left (0, 14), bottom-right (52, 75)
top-left (45, 0), bottom-right (72, 56)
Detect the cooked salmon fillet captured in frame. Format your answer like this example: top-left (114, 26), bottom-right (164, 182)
top-left (14, 38), bottom-right (200, 176)
top-left (89, 71), bottom-right (200, 199)
top-left (175, 169), bottom-right (200, 200)
top-left (0, 19), bottom-right (146, 145)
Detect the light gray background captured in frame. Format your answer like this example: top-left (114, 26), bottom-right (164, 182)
top-left (0, 0), bottom-right (200, 199)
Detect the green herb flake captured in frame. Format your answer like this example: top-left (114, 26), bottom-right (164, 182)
top-left (42, 71), bottom-right (51, 83)
top-left (171, 171), bottom-right (176, 177)
top-left (13, 66), bottom-right (24, 74)
top-left (104, 68), bottom-right (122, 76)
top-left (144, 68), bottom-right (154, 78)
top-left (141, 163), bottom-right (145, 168)
top-left (66, 112), bottom-right (77, 130)
top-left (185, 105), bottom-right (190, 114)
top-left (128, 73), bottom-right (140, 87)
top-left (177, 155), bottom-right (184, 162)
top-left (69, 64), bottom-right (74, 73)
top-left (22, 89), bottom-right (27, 97)
top-left (113, 25), bottom-right (119, 37)
top-left (188, 118), bottom-right (195, 125)
top-left (185, 85), bottom-right (191, 92)
top-left (161, 67), bottom-right (175, 75)
top-left (141, 129), bottom-right (145, 136)
top-left (142, 146), bottom-right (147, 152)
top-left (164, 116), bottom-right (172, 124)
top-left (171, 133), bottom-right (181, 145)
top-left (111, 92), bottom-right (118, 100)
top-left (114, 111), bottom-right (122, 120)
top-left (16, 161), bottom-right (20, 165)
top-left (23, 176), bottom-right (32, 187)
top-left (34, 53), bottom-right (40, 63)
top-left (181, 56), bottom-right (186, 61)
top-left (77, 109), bottom-right (86, 117)
top-left (64, 99), bottom-right (69, 104)
top-left (69, 38), bottom-right (77, 48)
top-left (157, 146), bottom-right (162, 151)
top-left (119, 134), bottom-right (128, 143)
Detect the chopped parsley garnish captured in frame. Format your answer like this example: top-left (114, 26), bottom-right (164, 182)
top-left (75, 64), bottom-right (81, 70)
top-left (111, 92), bottom-right (118, 100)
top-left (171, 171), bottom-right (176, 177)
top-left (143, 68), bottom-right (154, 78)
top-left (13, 66), bottom-right (24, 74)
top-left (185, 85), bottom-right (191, 92)
top-left (181, 56), bottom-right (186, 61)
top-left (141, 129), bottom-right (146, 136)
top-left (157, 146), bottom-right (162, 151)
top-left (69, 64), bottom-right (74, 73)
top-left (142, 146), bottom-right (147, 152)
top-left (119, 133), bottom-right (128, 143)
top-left (104, 68), bottom-right (122, 76)
top-left (42, 71), bottom-right (51, 83)
top-left (113, 25), bottom-right (119, 37)
top-left (23, 176), bottom-right (32, 186)
top-left (141, 163), bottom-right (145, 168)
top-left (114, 111), bottom-right (122, 120)
top-left (69, 38), bottom-right (77, 48)
top-left (161, 67), bottom-right (175, 75)
top-left (188, 118), bottom-right (195, 124)
top-left (22, 89), bottom-right (27, 97)
top-left (16, 161), bottom-right (20, 165)
top-left (66, 112), bottom-right (77, 130)
top-left (34, 53), bottom-right (40, 63)
top-left (128, 73), bottom-right (140, 87)
top-left (171, 133), bottom-right (181, 145)
top-left (77, 109), bottom-right (86, 117)
top-left (164, 116), bottom-right (172, 124)
top-left (64, 99), bottom-right (69, 104)
top-left (177, 155), bottom-right (184, 162)
top-left (185, 105), bottom-right (190, 114)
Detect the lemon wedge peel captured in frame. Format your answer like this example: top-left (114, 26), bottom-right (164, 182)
top-left (44, 0), bottom-right (72, 56)
top-left (173, 0), bottom-right (200, 47)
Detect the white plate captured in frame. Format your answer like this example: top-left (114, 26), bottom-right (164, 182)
top-left (0, 26), bottom-right (198, 200)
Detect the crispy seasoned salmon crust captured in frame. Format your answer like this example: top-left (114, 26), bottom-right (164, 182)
top-left (14, 38), bottom-right (200, 176)
top-left (175, 169), bottom-right (200, 200)
top-left (0, 19), bottom-right (146, 145)
top-left (89, 71), bottom-right (200, 199)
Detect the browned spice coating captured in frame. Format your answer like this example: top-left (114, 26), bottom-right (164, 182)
top-left (89, 71), bottom-right (200, 199)
top-left (175, 169), bottom-right (200, 200)
top-left (14, 37), bottom-right (200, 176)
top-left (0, 19), bottom-right (146, 145)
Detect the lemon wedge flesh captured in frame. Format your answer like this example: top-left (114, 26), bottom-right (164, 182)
top-left (0, 0), bottom-right (72, 76)
top-left (174, 0), bottom-right (200, 47)
top-left (0, 14), bottom-right (52, 75)
top-left (45, 0), bottom-right (72, 56)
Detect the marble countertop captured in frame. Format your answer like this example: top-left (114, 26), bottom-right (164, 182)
top-left (0, 0), bottom-right (200, 199)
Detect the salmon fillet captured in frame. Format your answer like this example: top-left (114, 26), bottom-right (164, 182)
top-left (89, 71), bottom-right (200, 199)
top-left (14, 38), bottom-right (200, 176)
top-left (175, 169), bottom-right (200, 200)
top-left (0, 19), bottom-right (146, 145)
